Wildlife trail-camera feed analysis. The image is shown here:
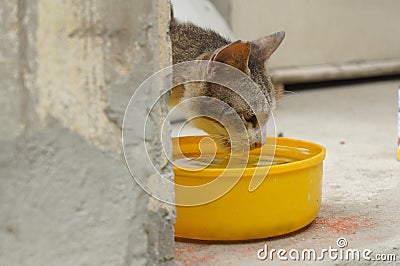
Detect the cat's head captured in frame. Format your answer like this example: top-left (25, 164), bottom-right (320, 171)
top-left (183, 32), bottom-right (285, 152)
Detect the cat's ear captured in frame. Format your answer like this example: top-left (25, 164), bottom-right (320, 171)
top-left (210, 40), bottom-right (251, 74)
top-left (252, 31), bottom-right (285, 62)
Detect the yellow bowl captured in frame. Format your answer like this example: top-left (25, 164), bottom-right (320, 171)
top-left (173, 136), bottom-right (326, 241)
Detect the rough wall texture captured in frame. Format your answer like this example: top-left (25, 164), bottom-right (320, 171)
top-left (0, 0), bottom-right (174, 265)
top-left (0, 0), bottom-right (27, 140)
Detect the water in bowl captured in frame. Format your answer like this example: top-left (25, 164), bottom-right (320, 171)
top-left (174, 152), bottom-right (296, 169)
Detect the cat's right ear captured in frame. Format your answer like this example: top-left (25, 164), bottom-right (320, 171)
top-left (209, 41), bottom-right (251, 74)
top-left (252, 31), bottom-right (285, 62)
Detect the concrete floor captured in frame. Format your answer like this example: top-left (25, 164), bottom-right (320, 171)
top-left (170, 78), bottom-right (400, 265)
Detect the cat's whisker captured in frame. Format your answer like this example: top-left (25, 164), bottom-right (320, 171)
top-left (203, 135), bottom-right (230, 145)
top-left (200, 136), bottom-right (228, 144)
top-left (284, 90), bottom-right (297, 96)
top-left (275, 90), bottom-right (297, 103)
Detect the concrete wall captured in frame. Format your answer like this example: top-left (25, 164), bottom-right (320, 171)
top-left (0, 0), bottom-right (35, 141)
top-left (0, 0), bottom-right (174, 265)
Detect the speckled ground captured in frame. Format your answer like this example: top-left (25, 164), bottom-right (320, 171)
top-left (170, 78), bottom-right (400, 265)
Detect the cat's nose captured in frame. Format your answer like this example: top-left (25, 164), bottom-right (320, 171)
top-left (252, 142), bottom-right (262, 149)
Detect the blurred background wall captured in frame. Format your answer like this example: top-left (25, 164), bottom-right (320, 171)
top-left (0, 0), bottom-right (174, 265)
top-left (211, 0), bottom-right (400, 85)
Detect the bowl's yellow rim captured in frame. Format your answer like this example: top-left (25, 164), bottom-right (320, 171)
top-left (173, 136), bottom-right (326, 176)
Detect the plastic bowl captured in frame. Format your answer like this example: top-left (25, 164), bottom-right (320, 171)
top-left (173, 136), bottom-right (326, 241)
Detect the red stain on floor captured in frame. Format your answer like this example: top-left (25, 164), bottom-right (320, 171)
top-left (313, 214), bottom-right (376, 235)
top-left (174, 243), bottom-right (216, 266)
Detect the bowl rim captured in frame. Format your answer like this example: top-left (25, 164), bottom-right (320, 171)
top-left (172, 136), bottom-right (326, 176)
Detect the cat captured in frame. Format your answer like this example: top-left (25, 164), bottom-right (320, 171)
top-left (169, 15), bottom-right (284, 152)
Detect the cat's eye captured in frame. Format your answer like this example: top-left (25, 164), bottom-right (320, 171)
top-left (242, 113), bottom-right (257, 124)
top-left (243, 114), bottom-right (252, 121)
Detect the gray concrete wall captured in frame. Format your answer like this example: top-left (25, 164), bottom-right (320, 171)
top-left (0, 0), bottom-right (174, 265)
top-left (0, 0), bottom-right (36, 141)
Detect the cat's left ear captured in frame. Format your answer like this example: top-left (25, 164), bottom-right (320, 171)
top-left (252, 31), bottom-right (285, 62)
top-left (210, 40), bottom-right (251, 74)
